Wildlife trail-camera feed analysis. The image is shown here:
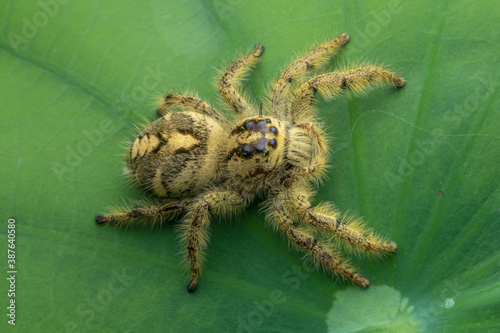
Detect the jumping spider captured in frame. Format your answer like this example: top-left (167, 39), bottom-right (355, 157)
top-left (96, 33), bottom-right (405, 293)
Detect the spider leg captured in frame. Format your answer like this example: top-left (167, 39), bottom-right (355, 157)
top-left (283, 186), bottom-right (397, 253)
top-left (180, 189), bottom-right (250, 293)
top-left (156, 93), bottom-right (229, 127)
top-left (268, 194), bottom-right (370, 287)
top-left (271, 33), bottom-right (350, 120)
top-left (219, 44), bottom-right (264, 116)
top-left (95, 199), bottom-right (187, 227)
top-left (291, 66), bottom-right (405, 123)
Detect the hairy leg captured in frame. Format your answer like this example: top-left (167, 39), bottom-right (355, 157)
top-left (282, 186), bottom-right (397, 253)
top-left (219, 44), bottom-right (264, 116)
top-left (268, 195), bottom-right (369, 287)
top-left (291, 66), bottom-right (405, 123)
top-left (180, 189), bottom-right (250, 292)
top-left (271, 33), bottom-right (350, 120)
top-left (95, 200), bottom-right (187, 227)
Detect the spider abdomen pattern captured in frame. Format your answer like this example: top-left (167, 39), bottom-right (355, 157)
top-left (96, 33), bottom-right (405, 293)
top-left (128, 111), bottom-right (226, 198)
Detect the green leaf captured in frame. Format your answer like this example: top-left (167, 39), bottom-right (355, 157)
top-left (1, 0), bottom-right (499, 332)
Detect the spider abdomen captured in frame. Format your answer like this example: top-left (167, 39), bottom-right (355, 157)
top-left (128, 111), bottom-right (226, 198)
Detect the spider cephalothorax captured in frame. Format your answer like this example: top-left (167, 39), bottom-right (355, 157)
top-left (96, 33), bottom-right (405, 293)
top-left (227, 117), bottom-right (286, 179)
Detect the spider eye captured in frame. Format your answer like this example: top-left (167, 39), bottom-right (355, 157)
top-left (239, 144), bottom-right (254, 159)
top-left (243, 120), bottom-right (256, 131)
top-left (269, 139), bottom-right (277, 149)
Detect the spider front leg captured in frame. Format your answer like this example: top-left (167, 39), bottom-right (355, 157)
top-left (268, 195), bottom-right (370, 287)
top-left (219, 44), bottom-right (264, 116)
top-left (291, 66), bottom-right (405, 123)
top-left (95, 200), bottom-right (187, 227)
top-left (271, 33), bottom-right (350, 120)
top-left (180, 189), bottom-right (250, 293)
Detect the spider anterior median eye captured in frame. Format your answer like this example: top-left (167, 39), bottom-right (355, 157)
top-left (239, 145), bottom-right (254, 158)
top-left (254, 137), bottom-right (267, 151)
top-left (244, 120), bottom-right (256, 131)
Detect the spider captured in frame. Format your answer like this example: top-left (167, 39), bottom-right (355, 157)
top-left (96, 33), bottom-right (405, 293)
